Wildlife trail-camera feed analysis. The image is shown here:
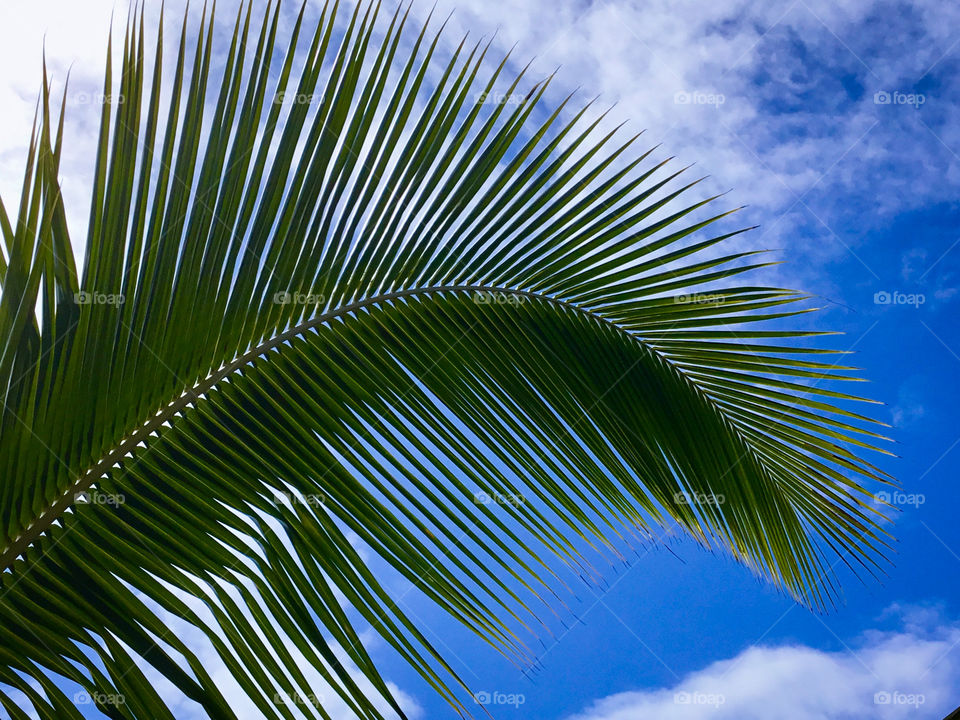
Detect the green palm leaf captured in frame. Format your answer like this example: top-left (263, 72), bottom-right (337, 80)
top-left (0, 1), bottom-right (894, 717)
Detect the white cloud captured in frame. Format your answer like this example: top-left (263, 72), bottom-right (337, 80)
top-left (564, 604), bottom-right (960, 720)
top-left (0, 0), bottom-right (195, 255)
top-left (4, 0), bottom-right (958, 298)
top-left (422, 0), bottom-right (960, 293)
top-left (0, 0), bottom-right (114, 241)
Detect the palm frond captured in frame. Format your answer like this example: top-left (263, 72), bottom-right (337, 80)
top-left (0, 1), bottom-right (893, 717)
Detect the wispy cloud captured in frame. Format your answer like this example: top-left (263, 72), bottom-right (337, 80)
top-left (4, 0), bottom-right (959, 299)
top-left (564, 604), bottom-right (960, 719)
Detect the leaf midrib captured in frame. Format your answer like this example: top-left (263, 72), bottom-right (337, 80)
top-left (0, 283), bottom-right (627, 571)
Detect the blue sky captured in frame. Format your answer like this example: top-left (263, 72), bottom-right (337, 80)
top-left (1, 0), bottom-right (959, 718)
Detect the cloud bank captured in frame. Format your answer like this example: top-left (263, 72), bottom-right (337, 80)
top-left (565, 605), bottom-right (960, 720)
